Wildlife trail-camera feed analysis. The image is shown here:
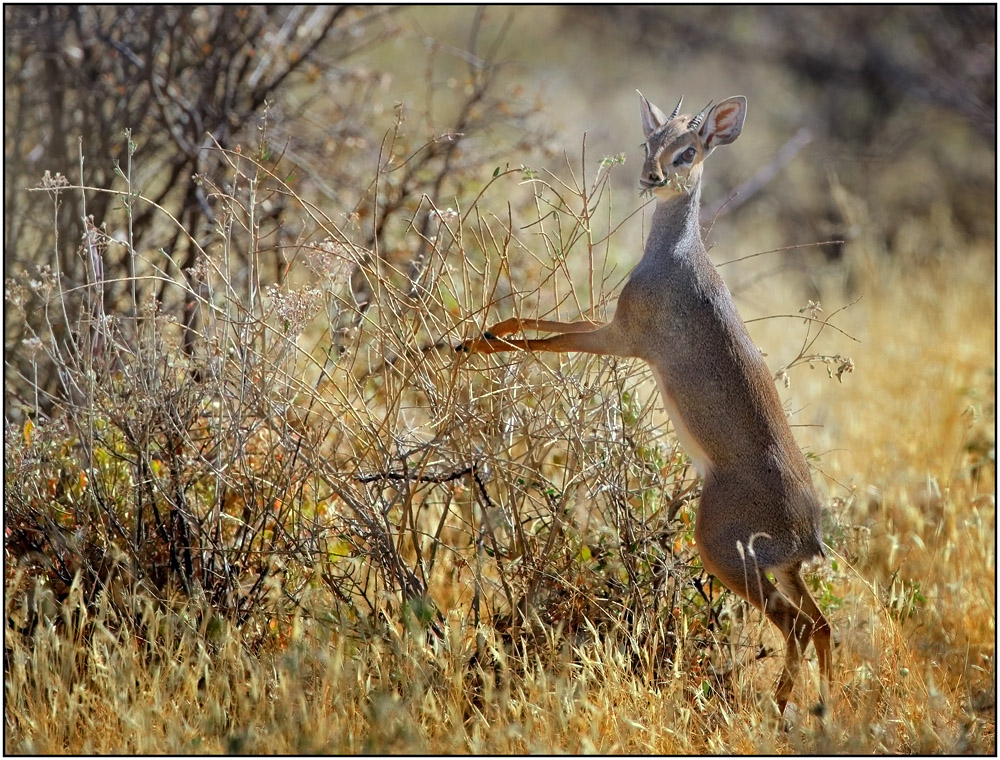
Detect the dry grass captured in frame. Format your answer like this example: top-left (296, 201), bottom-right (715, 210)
top-left (802, 240), bottom-right (996, 753)
top-left (4, 145), bottom-right (994, 753)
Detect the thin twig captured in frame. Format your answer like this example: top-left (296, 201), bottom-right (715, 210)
top-left (704, 126), bottom-right (813, 223)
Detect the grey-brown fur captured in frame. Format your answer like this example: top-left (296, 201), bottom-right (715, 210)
top-left (459, 92), bottom-right (833, 716)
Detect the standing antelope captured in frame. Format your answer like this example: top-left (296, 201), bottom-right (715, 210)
top-left (458, 92), bottom-right (832, 714)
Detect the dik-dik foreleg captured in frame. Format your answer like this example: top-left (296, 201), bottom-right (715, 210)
top-left (457, 318), bottom-right (630, 357)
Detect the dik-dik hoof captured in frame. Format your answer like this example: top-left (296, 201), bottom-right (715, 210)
top-left (455, 332), bottom-right (496, 353)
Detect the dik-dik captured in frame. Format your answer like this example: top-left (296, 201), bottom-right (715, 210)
top-left (458, 92), bottom-right (832, 714)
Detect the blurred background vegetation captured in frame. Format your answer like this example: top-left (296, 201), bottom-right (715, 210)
top-left (3, 5), bottom-right (995, 753)
top-left (5, 5), bottom-right (995, 415)
top-left (5, 5), bottom-right (994, 379)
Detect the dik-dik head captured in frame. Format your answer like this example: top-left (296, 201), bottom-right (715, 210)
top-left (637, 93), bottom-right (747, 200)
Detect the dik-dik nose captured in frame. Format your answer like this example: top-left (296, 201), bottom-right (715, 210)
top-left (646, 169), bottom-right (664, 185)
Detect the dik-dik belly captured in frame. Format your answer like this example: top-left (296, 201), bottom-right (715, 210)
top-left (644, 320), bottom-right (784, 479)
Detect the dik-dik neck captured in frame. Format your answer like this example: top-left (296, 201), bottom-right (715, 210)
top-left (644, 179), bottom-right (705, 265)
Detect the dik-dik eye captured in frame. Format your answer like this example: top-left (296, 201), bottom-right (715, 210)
top-left (673, 146), bottom-right (697, 166)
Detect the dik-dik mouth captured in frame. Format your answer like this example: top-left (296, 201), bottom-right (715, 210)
top-left (640, 172), bottom-right (693, 196)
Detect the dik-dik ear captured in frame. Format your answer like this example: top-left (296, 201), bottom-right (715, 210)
top-left (637, 90), bottom-right (669, 138)
top-left (700, 96), bottom-right (747, 151)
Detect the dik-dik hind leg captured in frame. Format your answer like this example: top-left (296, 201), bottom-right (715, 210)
top-left (773, 565), bottom-right (832, 710)
top-left (698, 548), bottom-right (821, 715)
top-left (457, 318), bottom-right (629, 358)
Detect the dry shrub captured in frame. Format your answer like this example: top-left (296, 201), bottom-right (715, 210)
top-left (2, 109), bottom-right (698, 749)
top-left (3, 125), bottom-right (870, 750)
